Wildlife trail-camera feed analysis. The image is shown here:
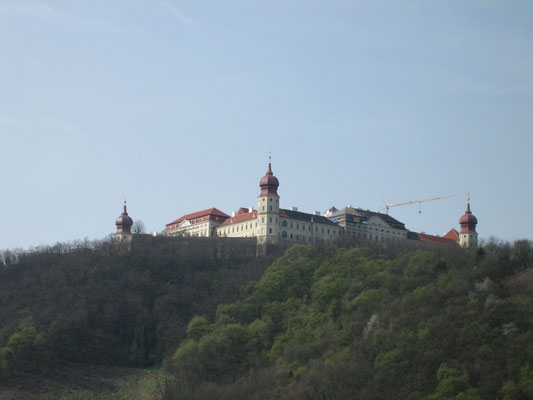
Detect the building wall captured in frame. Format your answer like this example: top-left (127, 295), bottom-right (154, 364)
top-left (217, 218), bottom-right (258, 238)
top-left (342, 221), bottom-right (407, 243)
top-left (164, 220), bottom-right (223, 237)
top-left (459, 232), bottom-right (478, 248)
top-left (279, 219), bottom-right (339, 243)
top-left (257, 195), bottom-right (281, 246)
top-left (131, 235), bottom-right (257, 260)
top-left (216, 214), bottom-right (339, 244)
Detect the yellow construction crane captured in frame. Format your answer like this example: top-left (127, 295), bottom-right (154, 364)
top-left (382, 194), bottom-right (456, 215)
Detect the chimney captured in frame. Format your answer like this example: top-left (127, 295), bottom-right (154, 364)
top-left (314, 211), bottom-right (321, 216)
top-left (291, 206), bottom-right (298, 211)
top-left (248, 207), bottom-right (253, 213)
top-left (232, 211), bottom-right (236, 217)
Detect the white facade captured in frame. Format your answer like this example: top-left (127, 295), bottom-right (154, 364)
top-left (326, 206), bottom-right (408, 243)
top-left (163, 208), bottom-right (229, 237)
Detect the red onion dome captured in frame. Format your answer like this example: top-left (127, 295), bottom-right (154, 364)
top-left (259, 161), bottom-right (279, 196)
top-left (116, 213), bottom-right (133, 226)
top-left (116, 201), bottom-right (133, 232)
top-left (459, 202), bottom-right (477, 233)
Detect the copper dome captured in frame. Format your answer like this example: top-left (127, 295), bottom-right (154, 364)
top-left (259, 160), bottom-right (279, 196)
top-left (116, 213), bottom-right (133, 227)
top-left (116, 201), bottom-right (133, 232)
top-left (459, 201), bottom-right (477, 233)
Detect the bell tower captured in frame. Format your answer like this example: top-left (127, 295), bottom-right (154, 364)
top-left (459, 195), bottom-right (478, 248)
top-left (115, 199), bottom-right (133, 242)
top-left (257, 153), bottom-right (280, 253)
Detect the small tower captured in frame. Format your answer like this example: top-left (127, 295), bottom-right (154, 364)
top-left (257, 153), bottom-right (280, 254)
top-left (459, 195), bottom-right (478, 248)
top-left (115, 200), bottom-right (133, 241)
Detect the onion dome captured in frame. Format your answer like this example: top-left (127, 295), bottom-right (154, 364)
top-left (259, 154), bottom-right (279, 196)
top-left (459, 196), bottom-right (477, 233)
top-left (116, 200), bottom-right (133, 234)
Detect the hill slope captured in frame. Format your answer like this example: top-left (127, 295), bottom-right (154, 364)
top-left (165, 242), bottom-right (533, 400)
top-left (0, 238), bottom-right (271, 378)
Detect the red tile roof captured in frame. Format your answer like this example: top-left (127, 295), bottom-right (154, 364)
top-left (417, 232), bottom-right (458, 246)
top-left (443, 228), bottom-right (459, 240)
top-left (165, 207), bottom-right (229, 230)
top-left (219, 210), bottom-right (258, 227)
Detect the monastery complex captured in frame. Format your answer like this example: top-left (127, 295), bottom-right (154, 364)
top-left (115, 157), bottom-right (479, 252)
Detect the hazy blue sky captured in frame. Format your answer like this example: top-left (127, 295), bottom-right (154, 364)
top-left (1, 0), bottom-right (532, 249)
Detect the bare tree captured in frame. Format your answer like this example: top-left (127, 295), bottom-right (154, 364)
top-left (132, 220), bottom-right (146, 234)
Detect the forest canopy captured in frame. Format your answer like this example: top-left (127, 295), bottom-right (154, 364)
top-left (165, 241), bottom-right (533, 400)
top-left (1, 237), bottom-right (532, 400)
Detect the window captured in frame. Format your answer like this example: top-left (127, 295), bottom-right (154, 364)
top-left (315, 227), bottom-right (318, 232)
top-left (290, 233), bottom-right (293, 239)
top-left (269, 228), bottom-right (272, 234)
top-left (296, 235), bottom-right (299, 240)
top-left (269, 217), bottom-right (272, 223)
top-left (262, 217), bottom-right (265, 223)
top-left (291, 223), bottom-right (293, 228)
top-left (297, 224), bottom-right (299, 229)
top-left (262, 206), bottom-right (265, 211)
top-left (308, 226), bottom-right (311, 231)
top-left (269, 206), bottom-right (272, 211)
top-left (327, 229), bottom-right (330, 234)
top-left (282, 220), bottom-right (288, 227)
top-left (282, 231), bottom-right (287, 238)
top-left (302, 224), bottom-right (305, 230)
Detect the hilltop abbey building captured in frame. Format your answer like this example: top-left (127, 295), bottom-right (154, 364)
top-left (162, 157), bottom-right (341, 253)
top-left (129, 157), bottom-right (479, 251)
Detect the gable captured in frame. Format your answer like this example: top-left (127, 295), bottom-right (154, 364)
top-left (368, 215), bottom-right (391, 228)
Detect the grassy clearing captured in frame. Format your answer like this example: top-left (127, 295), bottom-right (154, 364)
top-left (0, 362), bottom-right (166, 400)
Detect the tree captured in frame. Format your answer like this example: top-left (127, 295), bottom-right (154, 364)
top-left (132, 220), bottom-right (146, 234)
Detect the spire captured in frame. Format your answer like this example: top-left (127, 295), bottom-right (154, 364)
top-left (459, 194), bottom-right (477, 233)
top-left (259, 151), bottom-right (279, 196)
top-left (116, 198), bottom-right (133, 235)
top-left (464, 193), bottom-right (472, 215)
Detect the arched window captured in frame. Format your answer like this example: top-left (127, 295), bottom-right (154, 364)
top-left (282, 220), bottom-right (288, 227)
top-left (282, 231), bottom-right (287, 238)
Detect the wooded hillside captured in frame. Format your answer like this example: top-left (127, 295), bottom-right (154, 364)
top-left (1, 238), bottom-right (532, 400)
top-left (0, 238), bottom-right (270, 378)
top-left (165, 240), bottom-right (533, 400)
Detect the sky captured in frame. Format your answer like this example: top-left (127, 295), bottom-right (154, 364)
top-left (0, 0), bottom-right (532, 250)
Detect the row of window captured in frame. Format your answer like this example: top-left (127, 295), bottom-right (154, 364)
top-left (217, 221), bottom-right (258, 236)
top-left (281, 231), bottom-right (315, 242)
